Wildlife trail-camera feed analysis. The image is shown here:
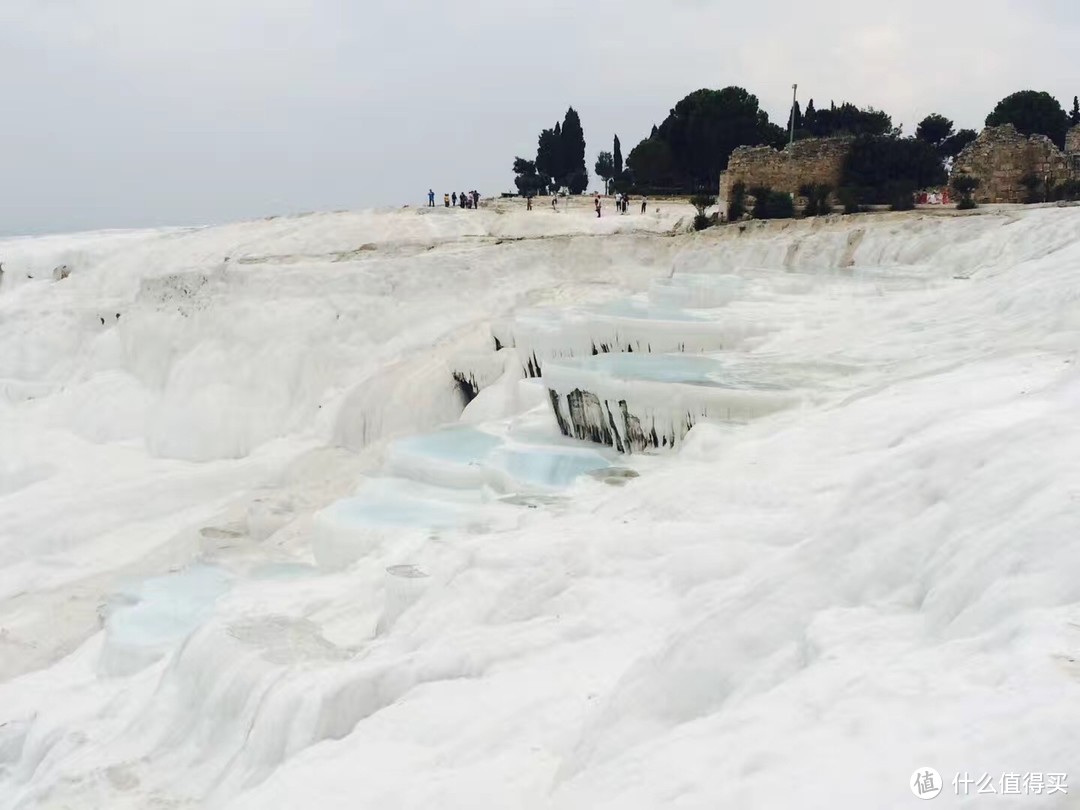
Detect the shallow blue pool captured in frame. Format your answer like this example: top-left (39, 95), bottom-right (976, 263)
top-left (389, 427), bottom-right (502, 463)
top-left (488, 445), bottom-right (611, 488)
top-left (548, 353), bottom-right (789, 390)
top-left (106, 565), bottom-right (231, 648)
top-left (323, 488), bottom-right (468, 529)
top-left (592, 297), bottom-right (710, 321)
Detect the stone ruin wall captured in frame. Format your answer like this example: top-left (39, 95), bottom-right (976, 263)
top-left (718, 125), bottom-right (1080, 208)
top-left (951, 124), bottom-right (1080, 204)
top-left (1067, 125), bottom-right (1080, 156)
top-left (722, 137), bottom-right (853, 205)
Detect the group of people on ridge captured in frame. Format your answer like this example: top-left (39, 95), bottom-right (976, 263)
top-left (592, 192), bottom-right (649, 217)
top-left (429, 189), bottom-right (480, 209)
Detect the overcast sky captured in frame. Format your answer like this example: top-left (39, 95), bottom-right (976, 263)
top-left (1, 0), bottom-right (1077, 235)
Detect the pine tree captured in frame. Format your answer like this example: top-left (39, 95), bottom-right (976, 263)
top-left (986, 90), bottom-right (1069, 149)
top-left (650, 124), bottom-right (659, 138)
top-left (915, 114), bottom-right (954, 147)
top-left (613, 134), bottom-right (623, 178)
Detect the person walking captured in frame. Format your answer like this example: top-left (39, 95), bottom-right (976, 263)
top-left (452, 192), bottom-right (458, 207)
top-left (460, 192), bottom-right (467, 209)
top-left (527, 195), bottom-right (533, 211)
top-left (641, 194), bottom-right (648, 214)
top-left (428, 189), bottom-right (435, 207)
top-left (594, 194), bottom-right (601, 218)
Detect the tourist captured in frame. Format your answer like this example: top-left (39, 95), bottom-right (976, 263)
top-left (444, 193), bottom-right (450, 207)
top-left (527, 195), bottom-right (533, 211)
top-left (641, 195), bottom-right (648, 214)
top-left (452, 192), bottom-right (458, 207)
top-left (594, 194), bottom-right (601, 218)
top-left (428, 189), bottom-right (435, 207)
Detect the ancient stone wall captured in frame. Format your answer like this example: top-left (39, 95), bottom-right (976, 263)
top-left (1067, 125), bottom-right (1080, 156)
top-left (951, 124), bottom-right (1077, 204)
top-left (722, 137), bottom-right (853, 202)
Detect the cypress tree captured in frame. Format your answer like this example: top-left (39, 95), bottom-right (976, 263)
top-left (786, 101), bottom-right (803, 133)
top-left (613, 134), bottom-right (623, 177)
top-left (805, 99), bottom-right (817, 136)
top-left (560, 107), bottom-right (588, 193)
top-left (552, 121), bottom-right (563, 186)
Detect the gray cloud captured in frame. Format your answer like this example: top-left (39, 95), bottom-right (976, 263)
top-left (1, 0), bottom-right (1077, 235)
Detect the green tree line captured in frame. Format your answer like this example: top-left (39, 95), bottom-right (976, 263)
top-left (511, 87), bottom-right (1080, 200)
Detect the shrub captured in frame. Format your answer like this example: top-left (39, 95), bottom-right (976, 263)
top-left (689, 193), bottom-right (717, 216)
top-left (750, 186), bottom-right (794, 219)
top-left (1054, 179), bottom-right (1080, 201)
top-left (727, 182), bottom-right (747, 221)
top-left (953, 175), bottom-right (979, 194)
top-left (1019, 173), bottom-right (1043, 204)
top-left (888, 182), bottom-right (916, 211)
top-left (799, 183), bottom-right (834, 217)
top-left (765, 191), bottom-right (795, 219)
top-left (689, 193), bottom-right (717, 230)
top-left (750, 186), bottom-right (770, 218)
top-left (837, 186), bottom-right (864, 214)
top-left (953, 174), bottom-right (980, 210)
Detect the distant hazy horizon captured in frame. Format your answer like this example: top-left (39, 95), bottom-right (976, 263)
top-left (2, 0), bottom-right (1077, 236)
